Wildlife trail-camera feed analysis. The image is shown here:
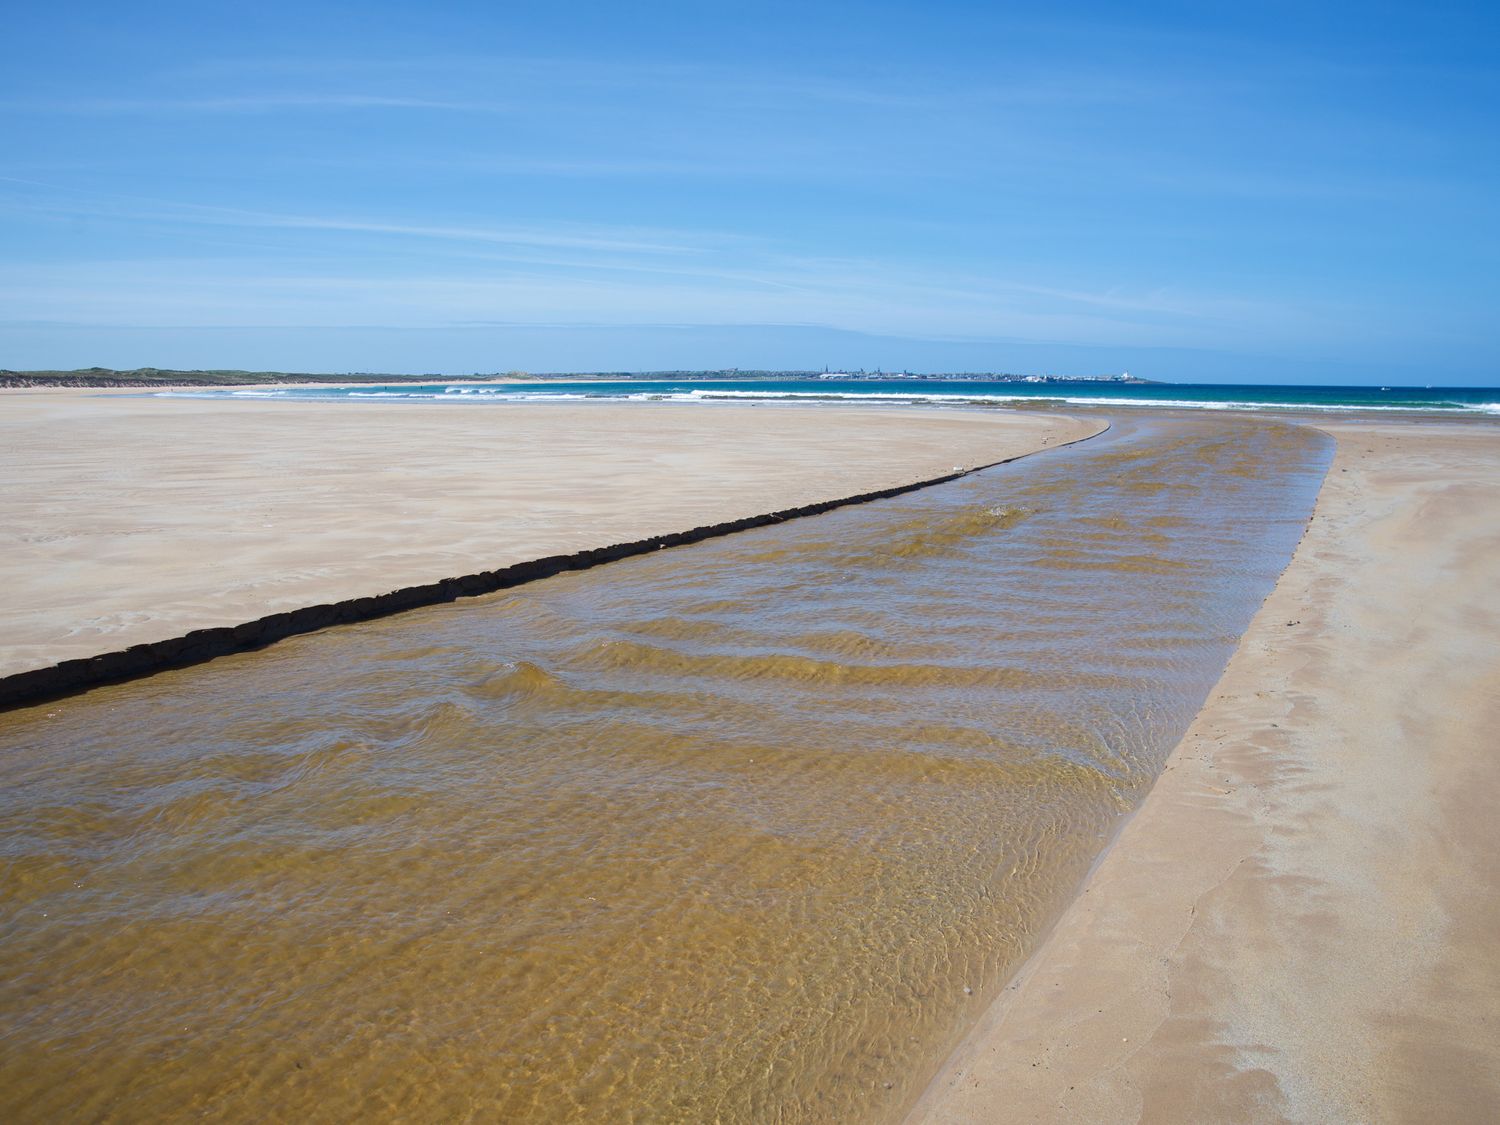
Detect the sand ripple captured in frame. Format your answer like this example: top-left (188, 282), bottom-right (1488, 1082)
top-left (0, 415), bottom-right (1328, 1122)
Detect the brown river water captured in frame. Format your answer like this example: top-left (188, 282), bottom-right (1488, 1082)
top-left (0, 414), bottom-right (1329, 1122)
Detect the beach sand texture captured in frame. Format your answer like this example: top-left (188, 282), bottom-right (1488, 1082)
top-left (5, 394), bottom-right (1496, 1121)
top-left (0, 412), bottom-right (1328, 1122)
top-left (910, 419), bottom-right (1500, 1123)
top-left (0, 392), bottom-right (1097, 679)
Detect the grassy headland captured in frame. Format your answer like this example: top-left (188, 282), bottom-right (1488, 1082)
top-left (0, 368), bottom-right (533, 389)
top-left (1, 368), bottom-right (1153, 389)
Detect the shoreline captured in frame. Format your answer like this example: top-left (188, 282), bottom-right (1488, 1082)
top-left (8, 381), bottom-right (1495, 423)
top-left (908, 416), bottom-right (1500, 1122)
top-left (0, 394), bottom-right (1102, 705)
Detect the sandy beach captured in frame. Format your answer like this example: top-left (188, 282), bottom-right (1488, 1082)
top-left (0, 391), bottom-right (1097, 680)
top-left (0, 404), bottom-right (1326, 1123)
top-left (910, 417), bottom-right (1500, 1123)
top-left (5, 392), bottom-right (1498, 1120)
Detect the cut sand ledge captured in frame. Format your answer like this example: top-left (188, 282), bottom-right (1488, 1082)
top-left (0, 392), bottom-right (1100, 698)
top-left (909, 418), bottom-right (1500, 1123)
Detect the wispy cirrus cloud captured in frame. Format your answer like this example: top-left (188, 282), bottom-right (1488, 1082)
top-left (196, 208), bottom-right (711, 256)
top-left (2, 93), bottom-right (509, 114)
top-left (0, 241), bottom-right (1321, 356)
top-left (9, 50), bottom-right (1189, 122)
top-left (0, 181), bottom-right (725, 257)
top-left (0, 172), bottom-right (1315, 347)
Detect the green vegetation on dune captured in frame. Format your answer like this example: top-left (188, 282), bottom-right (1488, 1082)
top-left (0, 368), bottom-right (829, 387)
top-left (1, 368), bottom-right (1156, 388)
top-left (0, 368), bottom-right (533, 388)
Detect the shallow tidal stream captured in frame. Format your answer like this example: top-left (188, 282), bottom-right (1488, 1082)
top-left (0, 414), bottom-right (1328, 1122)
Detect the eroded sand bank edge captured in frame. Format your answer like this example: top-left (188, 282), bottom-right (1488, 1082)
top-left (0, 419), bottom-right (1107, 711)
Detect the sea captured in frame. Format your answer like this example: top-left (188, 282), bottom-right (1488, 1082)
top-left (196, 377), bottom-right (1500, 414)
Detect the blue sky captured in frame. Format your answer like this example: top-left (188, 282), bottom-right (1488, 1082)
top-left (3, 1), bottom-right (1496, 382)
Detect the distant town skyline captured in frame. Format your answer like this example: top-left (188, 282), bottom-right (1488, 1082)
top-left (3, 1), bottom-right (1497, 384)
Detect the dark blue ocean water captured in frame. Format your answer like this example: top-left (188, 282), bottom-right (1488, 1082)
top-left (204, 379), bottom-right (1500, 414)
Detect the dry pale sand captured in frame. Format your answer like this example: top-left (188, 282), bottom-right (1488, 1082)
top-left (910, 418), bottom-right (1500, 1123)
top-left (0, 390), bottom-right (1098, 678)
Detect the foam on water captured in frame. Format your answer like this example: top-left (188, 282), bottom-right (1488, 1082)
top-left (169, 378), bottom-right (1500, 415)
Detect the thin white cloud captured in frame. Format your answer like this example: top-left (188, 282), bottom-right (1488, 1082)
top-left (0, 249), bottom-right (1331, 355)
top-left (0, 184), bottom-right (1337, 351)
top-left (0, 183), bottom-right (725, 257)
top-left (218, 211), bottom-right (709, 255)
top-left (3, 94), bottom-right (509, 114)
top-left (10, 51), bottom-right (1189, 124)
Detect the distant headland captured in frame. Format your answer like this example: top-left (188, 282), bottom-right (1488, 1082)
top-left (0, 367), bottom-right (1157, 388)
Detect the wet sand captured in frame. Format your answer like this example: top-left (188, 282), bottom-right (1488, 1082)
top-left (8, 394), bottom-right (1497, 1119)
top-left (910, 418), bottom-right (1500, 1123)
top-left (0, 391), bottom-right (1097, 679)
top-left (0, 414), bottom-right (1328, 1122)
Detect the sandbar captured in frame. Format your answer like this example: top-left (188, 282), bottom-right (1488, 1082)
top-left (910, 417), bottom-right (1500, 1122)
top-left (0, 390), bottom-right (1098, 680)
